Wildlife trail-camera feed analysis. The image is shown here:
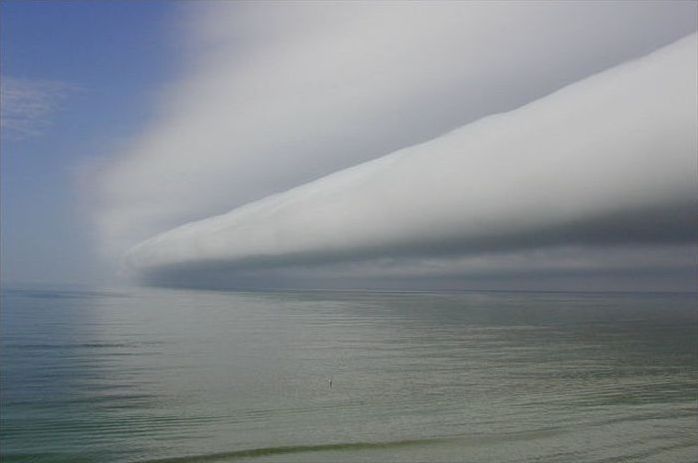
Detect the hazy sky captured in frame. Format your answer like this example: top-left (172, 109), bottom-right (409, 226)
top-left (2, 1), bottom-right (696, 291)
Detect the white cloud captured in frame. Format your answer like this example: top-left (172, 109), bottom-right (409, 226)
top-left (95, 1), bottom-right (698, 260)
top-left (126, 34), bottom-right (697, 288)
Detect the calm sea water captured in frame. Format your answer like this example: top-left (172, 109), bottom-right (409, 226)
top-left (1, 287), bottom-right (696, 462)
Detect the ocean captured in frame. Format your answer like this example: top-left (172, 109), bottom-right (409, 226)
top-left (1, 287), bottom-right (696, 462)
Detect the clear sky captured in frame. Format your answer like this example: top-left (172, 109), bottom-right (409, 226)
top-left (1, 1), bottom-right (176, 286)
top-left (1, 1), bottom-right (696, 291)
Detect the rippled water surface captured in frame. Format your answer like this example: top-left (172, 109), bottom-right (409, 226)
top-left (1, 287), bottom-right (696, 462)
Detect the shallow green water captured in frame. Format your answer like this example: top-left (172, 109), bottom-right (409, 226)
top-left (1, 287), bottom-right (696, 462)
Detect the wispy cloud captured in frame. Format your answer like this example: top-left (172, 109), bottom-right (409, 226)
top-left (1, 77), bottom-right (75, 139)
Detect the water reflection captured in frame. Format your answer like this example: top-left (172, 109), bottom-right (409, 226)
top-left (1, 288), bottom-right (696, 462)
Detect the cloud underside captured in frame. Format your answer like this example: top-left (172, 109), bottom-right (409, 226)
top-left (127, 34), bottom-right (697, 290)
top-left (141, 245), bottom-right (697, 292)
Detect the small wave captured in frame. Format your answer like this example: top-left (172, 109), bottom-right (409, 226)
top-left (140, 428), bottom-right (574, 463)
top-left (2, 288), bottom-right (129, 300)
top-left (141, 437), bottom-right (445, 463)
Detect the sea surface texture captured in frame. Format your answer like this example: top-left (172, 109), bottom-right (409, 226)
top-left (1, 288), bottom-right (696, 462)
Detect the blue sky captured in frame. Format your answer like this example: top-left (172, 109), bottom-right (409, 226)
top-left (1, 1), bottom-right (176, 285)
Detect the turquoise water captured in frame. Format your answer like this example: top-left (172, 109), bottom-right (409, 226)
top-left (1, 287), bottom-right (696, 462)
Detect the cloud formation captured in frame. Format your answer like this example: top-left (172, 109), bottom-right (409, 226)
top-left (127, 34), bottom-right (697, 290)
top-left (0, 78), bottom-right (74, 139)
top-left (95, 1), bottom-right (698, 259)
